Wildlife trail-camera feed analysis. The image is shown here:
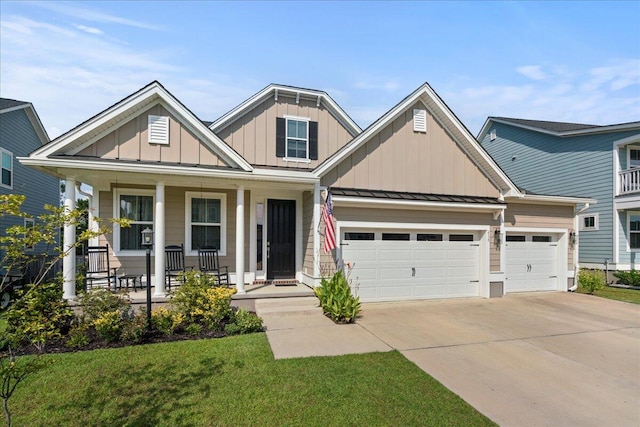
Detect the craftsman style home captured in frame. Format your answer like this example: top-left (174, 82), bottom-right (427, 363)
top-left (22, 81), bottom-right (589, 302)
top-left (478, 118), bottom-right (640, 272)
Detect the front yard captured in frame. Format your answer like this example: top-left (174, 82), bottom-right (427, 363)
top-left (577, 285), bottom-right (640, 304)
top-left (11, 333), bottom-right (495, 426)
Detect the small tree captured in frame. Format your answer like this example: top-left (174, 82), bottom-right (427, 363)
top-left (0, 194), bottom-right (127, 426)
top-left (578, 269), bottom-right (606, 294)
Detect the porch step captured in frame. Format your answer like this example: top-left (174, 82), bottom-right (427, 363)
top-left (255, 296), bottom-right (322, 317)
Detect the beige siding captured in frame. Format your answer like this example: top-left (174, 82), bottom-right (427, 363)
top-left (490, 225), bottom-right (501, 272)
top-left (505, 202), bottom-right (575, 270)
top-left (77, 105), bottom-right (229, 167)
top-left (322, 101), bottom-right (500, 198)
top-left (302, 191), bottom-right (314, 275)
top-left (217, 94), bottom-right (354, 169)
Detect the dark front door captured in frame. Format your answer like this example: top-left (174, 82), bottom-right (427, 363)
top-left (267, 199), bottom-right (296, 279)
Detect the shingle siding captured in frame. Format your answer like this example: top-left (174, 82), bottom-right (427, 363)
top-left (481, 123), bottom-right (639, 264)
top-left (0, 108), bottom-right (59, 257)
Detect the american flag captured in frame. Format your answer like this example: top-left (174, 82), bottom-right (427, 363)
top-left (322, 191), bottom-right (336, 253)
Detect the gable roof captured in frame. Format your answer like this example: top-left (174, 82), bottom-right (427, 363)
top-left (478, 116), bottom-right (640, 139)
top-left (1, 97), bottom-right (50, 146)
top-left (314, 82), bottom-right (521, 197)
top-left (29, 81), bottom-right (252, 171)
top-left (210, 83), bottom-right (362, 137)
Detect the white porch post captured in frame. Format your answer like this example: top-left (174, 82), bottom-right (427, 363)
top-left (313, 183), bottom-right (321, 279)
top-left (236, 186), bottom-right (246, 294)
top-left (62, 178), bottom-right (76, 300)
top-left (154, 182), bottom-right (166, 296)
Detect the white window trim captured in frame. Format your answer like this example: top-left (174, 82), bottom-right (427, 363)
top-left (579, 213), bottom-right (599, 231)
top-left (113, 188), bottom-right (155, 256)
top-left (283, 115), bottom-right (310, 162)
top-left (185, 191), bottom-right (227, 256)
top-left (24, 218), bottom-right (34, 251)
top-left (627, 211), bottom-right (640, 252)
top-left (1, 148), bottom-right (13, 189)
top-left (148, 115), bottom-right (169, 145)
top-left (626, 145), bottom-right (640, 169)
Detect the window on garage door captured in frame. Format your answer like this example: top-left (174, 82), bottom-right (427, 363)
top-left (449, 234), bottom-right (474, 242)
top-left (344, 232), bottom-right (375, 241)
top-left (382, 233), bottom-right (410, 241)
top-left (417, 233), bottom-right (443, 241)
top-left (506, 235), bottom-right (525, 242)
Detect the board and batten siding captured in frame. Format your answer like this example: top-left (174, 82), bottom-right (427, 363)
top-left (481, 124), bottom-right (639, 264)
top-left (0, 107), bottom-right (59, 255)
top-left (322, 101), bottom-right (500, 198)
top-left (504, 202), bottom-right (574, 270)
top-left (77, 105), bottom-right (229, 167)
top-left (98, 185), bottom-right (250, 276)
top-left (216, 94), bottom-right (353, 168)
top-left (302, 191), bottom-right (315, 276)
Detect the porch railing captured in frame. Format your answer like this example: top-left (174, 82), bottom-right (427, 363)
top-left (619, 169), bottom-right (640, 195)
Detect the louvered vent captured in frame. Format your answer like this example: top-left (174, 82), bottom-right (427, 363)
top-left (490, 129), bottom-right (497, 141)
top-left (413, 109), bottom-right (427, 133)
top-left (148, 115), bottom-right (169, 144)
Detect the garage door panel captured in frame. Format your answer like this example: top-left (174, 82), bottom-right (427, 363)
top-left (414, 248), bottom-right (447, 261)
top-left (445, 247), bottom-right (478, 260)
top-left (447, 283), bottom-right (479, 297)
top-left (414, 285), bottom-right (446, 297)
top-left (379, 285), bottom-right (413, 298)
top-left (379, 266), bottom-right (413, 280)
top-left (505, 235), bottom-right (559, 293)
top-left (379, 249), bottom-right (413, 261)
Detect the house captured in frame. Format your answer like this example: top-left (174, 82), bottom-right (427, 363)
top-left (478, 117), bottom-right (640, 273)
top-left (0, 98), bottom-right (59, 268)
top-left (22, 81), bottom-right (590, 302)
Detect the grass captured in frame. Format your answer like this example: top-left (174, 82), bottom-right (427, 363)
top-left (576, 285), bottom-right (640, 304)
top-left (8, 333), bottom-right (495, 427)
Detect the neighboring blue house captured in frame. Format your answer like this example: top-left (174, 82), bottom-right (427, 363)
top-left (0, 98), bottom-right (59, 268)
top-left (478, 117), bottom-right (640, 272)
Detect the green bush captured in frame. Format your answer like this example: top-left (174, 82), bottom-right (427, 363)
top-left (93, 310), bottom-right (123, 342)
top-left (77, 288), bottom-right (131, 323)
top-left (613, 270), bottom-right (640, 287)
top-left (314, 271), bottom-right (361, 324)
top-left (65, 323), bottom-right (90, 349)
top-left (225, 309), bottom-right (263, 335)
top-left (151, 307), bottom-right (185, 335)
top-left (171, 271), bottom-right (235, 329)
top-left (184, 323), bottom-right (202, 336)
top-left (579, 269), bottom-right (606, 294)
top-left (121, 312), bottom-right (147, 343)
top-left (5, 282), bottom-right (74, 352)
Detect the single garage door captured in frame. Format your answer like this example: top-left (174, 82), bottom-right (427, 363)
top-left (505, 234), bottom-right (558, 292)
top-left (341, 230), bottom-right (481, 302)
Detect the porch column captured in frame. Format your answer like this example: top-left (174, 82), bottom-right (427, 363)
top-left (62, 178), bottom-right (76, 300)
top-left (154, 182), bottom-right (166, 296)
top-left (236, 186), bottom-right (246, 294)
top-left (313, 183), bottom-right (321, 279)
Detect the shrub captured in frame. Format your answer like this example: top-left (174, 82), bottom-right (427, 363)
top-left (315, 271), bottom-right (361, 324)
top-left (93, 310), bottom-right (123, 342)
top-left (579, 269), bottom-right (606, 294)
top-left (77, 288), bottom-right (131, 324)
top-left (613, 270), bottom-right (640, 287)
top-left (65, 323), bottom-right (90, 349)
top-left (225, 309), bottom-right (263, 335)
top-left (184, 323), bottom-right (202, 336)
top-left (121, 312), bottom-right (147, 343)
top-left (171, 271), bottom-right (236, 329)
top-left (151, 307), bottom-right (185, 335)
top-left (5, 282), bottom-right (74, 352)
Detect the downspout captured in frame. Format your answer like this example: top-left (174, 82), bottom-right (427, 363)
top-left (569, 202), bottom-right (590, 292)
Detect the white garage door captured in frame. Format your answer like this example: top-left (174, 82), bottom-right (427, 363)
top-left (505, 234), bottom-right (558, 292)
top-left (341, 230), bottom-right (481, 302)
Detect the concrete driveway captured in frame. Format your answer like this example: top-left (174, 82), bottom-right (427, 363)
top-left (357, 292), bottom-right (640, 427)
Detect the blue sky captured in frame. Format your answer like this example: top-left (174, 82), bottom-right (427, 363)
top-left (1, 1), bottom-right (638, 138)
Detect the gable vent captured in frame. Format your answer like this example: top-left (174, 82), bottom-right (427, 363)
top-left (490, 129), bottom-right (497, 141)
top-left (148, 115), bottom-right (169, 144)
top-left (413, 109), bottom-right (427, 133)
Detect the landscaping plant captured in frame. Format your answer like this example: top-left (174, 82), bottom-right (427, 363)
top-left (578, 269), bottom-right (606, 294)
top-left (613, 269), bottom-right (640, 287)
top-left (224, 309), bottom-right (264, 335)
top-left (315, 270), bottom-right (361, 323)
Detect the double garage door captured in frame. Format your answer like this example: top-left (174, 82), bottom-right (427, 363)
top-left (341, 230), bottom-right (481, 302)
top-left (505, 233), bottom-right (558, 293)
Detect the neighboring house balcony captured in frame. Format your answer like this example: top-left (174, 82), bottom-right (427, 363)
top-left (618, 169), bottom-right (640, 196)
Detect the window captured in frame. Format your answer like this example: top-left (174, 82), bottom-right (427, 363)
top-left (629, 212), bottom-right (640, 250)
top-left (532, 236), bottom-right (551, 243)
top-left (417, 233), bottom-right (443, 241)
top-left (579, 213), bottom-right (599, 231)
top-left (186, 192), bottom-right (226, 255)
top-left (344, 232), bottom-right (375, 241)
top-left (276, 117), bottom-right (318, 160)
top-left (506, 235), bottom-right (526, 242)
top-left (1, 149), bottom-right (12, 189)
top-left (382, 233), bottom-right (410, 241)
top-left (116, 191), bottom-right (154, 251)
top-left (24, 218), bottom-right (34, 250)
top-left (148, 115), bottom-right (169, 144)
top-left (449, 234), bottom-right (474, 242)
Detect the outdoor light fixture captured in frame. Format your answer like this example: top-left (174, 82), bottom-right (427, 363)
top-left (141, 227), bottom-right (154, 331)
top-left (569, 231), bottom-right (576, 246)
top-left (494, 229), bottom-right (501, 246)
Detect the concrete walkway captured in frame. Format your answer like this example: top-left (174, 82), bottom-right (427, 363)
top-left (257, 292), bottom-right (640, 427)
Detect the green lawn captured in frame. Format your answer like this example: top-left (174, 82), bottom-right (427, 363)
top-left (576, 285), bottom-right (640, 304)
top-left (9, 333), bottom-right (495, 426)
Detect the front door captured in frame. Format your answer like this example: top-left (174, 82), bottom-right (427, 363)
top-left (267, 199), bottom-right (296, 279)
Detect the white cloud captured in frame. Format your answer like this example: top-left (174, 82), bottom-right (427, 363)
top-left (516, 65), bottom-right (548, 81)
top-left (75, 24), bottom-right (103, 35)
